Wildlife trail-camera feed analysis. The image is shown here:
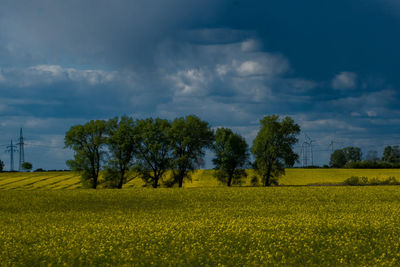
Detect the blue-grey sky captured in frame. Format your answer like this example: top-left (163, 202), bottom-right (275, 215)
top-left (1, 0), bottom-right (400, 170)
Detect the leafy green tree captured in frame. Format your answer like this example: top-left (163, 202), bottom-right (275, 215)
top-left (21, 162), bottom-right (33, 171)
top-left (212, 128), bottom-right (249, 187)
top-left (134, 118), bottom-right (172, 188)
top-left (0, 160), bottom-right (4, 172)
top-left (104, 116), bottom-right (137, 189)
top-left (342, 147), bottom-right (362, 163)
top-left (252, 115), bottom-right (300, 186)
top-left (330, 146), bottom-right (362, 168)
top-left (65, 120), bottom-right (108, 189)
top-left (169, 115), bottom-right (214, 187)
top-left (329, 149), bottom-right (347, 168)
top-left (382, 146), bottom-right (400, 163)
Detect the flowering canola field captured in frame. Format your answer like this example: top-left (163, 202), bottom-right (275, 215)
top-left (1, 168), bottom-right (400, 189)
top-left (1, 187), bottom-right (400, 265)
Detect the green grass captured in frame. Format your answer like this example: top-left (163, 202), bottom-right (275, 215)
top-left (2, 168), bottom-right (400, 189)
top-left (1, 187), bottom-right (400, 265)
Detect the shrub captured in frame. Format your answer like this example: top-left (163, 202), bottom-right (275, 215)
top-left (343, 176), bottom-right (400, 186)
top-left (382, 177), bottom-right (399, 185)
top-left (250, 175), bottom-right (259, 186)
top-left (344, 176), bottom-right (363, 186)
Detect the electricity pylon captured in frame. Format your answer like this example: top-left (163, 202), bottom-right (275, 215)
top-left (17, 128), bottom-right (25, 171)
top-left (6, 140), bottom-right (18, 171)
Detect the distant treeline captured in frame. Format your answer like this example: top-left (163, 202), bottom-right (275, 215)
top-left (330, 145), bottom-right (400, 168)
top-left (64, 115), bottom-right (300, 189)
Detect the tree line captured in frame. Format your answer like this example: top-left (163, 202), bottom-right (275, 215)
top-left (64, 115), bottom-right (300, 188)
top-left (329, 145), bottom-right (400, 168)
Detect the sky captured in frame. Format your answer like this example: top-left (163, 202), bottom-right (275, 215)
top-left (1, 0), bottom-right (400, 170)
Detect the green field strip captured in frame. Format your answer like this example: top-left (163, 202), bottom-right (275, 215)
top-left (1, 169), bottom-right (400, 189)
top-left (33, 175), bottom-right (79, 190)
top-left (0, 173), bottom-right (31, 180)
top-left (20, 175), bottom-right (76, 190)
top-left (56, 181), bottom-right (82, 189)
top-left (0, 173), bottom-right (46, 188)
top-left (0, 173), bottom-right (44, 185)
top-left (33, 172), bottom-right (80, 189)
top-left (2, 174), bottom-right (68, 190)
top-left (49, 177), bottom-right (82, 189)
top-left (46, 180), bottom-right (80, 190)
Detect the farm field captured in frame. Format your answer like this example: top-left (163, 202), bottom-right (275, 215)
top-left (1, 187), bottom-right (400, 265)
top-left (1, 168), bottom-right (400, 189)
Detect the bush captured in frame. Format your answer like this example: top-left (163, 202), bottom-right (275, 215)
top-left (382, 177), bottom-right (399, 185)
top-left (344, 176), bottom-right (363, 186)
top-left (214, 169), bottom-right (246, 186)
top-left (343, 176), bottom-right (400, 186)
top-left (250, 175), bottom-right (259, 186)
top-left (368, 177), bottom-right (381, 185)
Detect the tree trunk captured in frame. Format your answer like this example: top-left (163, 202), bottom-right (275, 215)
top-left (178, 169), bottom-right (185, 188)
top-left (153, 171), bottom-right (159, 188)
top-left (93, 176), bottom-right (97, 189)
top-left (117, 170), bottom-right (125, 189)
top-left (264, 167), bottom-right (271, 186)
top-left (227, 172), bottom-right (232, 187)
top-left (92, 168), bottom-right (98, 189)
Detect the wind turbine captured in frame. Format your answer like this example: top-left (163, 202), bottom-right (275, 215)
top-left (305, 134), bottom-right (316, 167)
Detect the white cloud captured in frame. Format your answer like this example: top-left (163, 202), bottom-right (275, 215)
top-left (167, 68), bottom-right (210, 96)
top-left (241, 39), bottom-right (261, 52)
top-left (331, 71), bottom-right (357, 90)
top-left (0, 65), bottom-right (120, 87)
top-left (236, 54), bottom-right (289, 76)
top-left (215, 64), bottom-right (230, 76)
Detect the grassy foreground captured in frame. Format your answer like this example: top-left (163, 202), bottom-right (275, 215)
top-left (1, 187), bottom-right (400, 265)
top-left (1, 168), bottom-right (400, 189)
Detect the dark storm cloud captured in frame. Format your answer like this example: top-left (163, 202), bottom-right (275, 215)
top-left (0, 0), bottom-right (226, 68)
top-left (0, 0), bottom-right (399, 169)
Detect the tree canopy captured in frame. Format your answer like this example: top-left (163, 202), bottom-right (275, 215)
top-left (134, 118), bottom-right (172, 188)
top-left (21, 162), bottom-right (33, 171)
top-left (329, 149), bottom-right (347, 168)
top-left (104, 116), bottom-right (137, 188)
top-left (64, 120), bottom-right (108, 189)
top-left (212, 128), bottom-right (249, 186)
top-left (169, 115), bottom-right (214, 187)
top-left (382, 146), bottom-right (400, 163)
top-left (329, 146), bottom-right (362, 168)
top-left (251, 115), bottom-right (300, 186)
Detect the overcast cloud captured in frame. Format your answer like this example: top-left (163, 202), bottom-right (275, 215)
top-left (0, 0), bottom-right (399, 169)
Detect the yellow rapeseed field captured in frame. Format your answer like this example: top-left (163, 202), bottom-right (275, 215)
top-left (1, 168), bottom-right (400, 189)
top-left (1, 187), bottom-right (400, 265)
